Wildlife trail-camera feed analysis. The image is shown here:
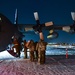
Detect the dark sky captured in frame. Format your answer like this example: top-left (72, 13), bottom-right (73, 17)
top-left (0, 0), bottom-right (75, 43)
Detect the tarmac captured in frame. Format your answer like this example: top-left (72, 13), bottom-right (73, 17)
top-left (0, 55), bottom-right (75, 75)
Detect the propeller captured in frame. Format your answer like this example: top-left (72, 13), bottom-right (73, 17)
top-left (71, 12), bottom-right (75, 22)
top-left (71, 12), bottom-right (75, 32)
top-left (33, 11), bottom-right (54, 40)
top-left (61, 12), bottom-right (75, 33)
top-left (14, 9), bottom-right (24, 43)
top-left (45, 12), bottom-right (75, 35)
top-left (33, 11), bottom-right (44, 40)
top-left (33, 12), bottom-right (53, 33)
top-left (62, 26), bottom-right (74, 33)
top-left (14, 9), bottom-right (18, 24)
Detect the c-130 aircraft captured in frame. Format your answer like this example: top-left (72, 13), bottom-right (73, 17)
top-left (0, 9), bottom-right (75, 53)
top-left (0, 9), bottom-right (53, 52)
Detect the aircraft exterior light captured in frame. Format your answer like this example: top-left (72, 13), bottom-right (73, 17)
top-left (47, 35), bottom-right (53, 38)
top-left (47, 32), bottom-right (58, 39)
top-left (49, 30), bottom-right (54, 33)
top-left (71, 12), bottom-right (75, 21)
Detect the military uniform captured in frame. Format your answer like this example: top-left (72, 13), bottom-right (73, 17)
top-left (28, 40), bottom-right (35, 62)
top-left (13, 38), bottom-right (21, 57)
top-left (34, 42), bottom-right (38, 60)
top-left (36, 40), bottom-right (47, 64)
top-left (23, 40), bottom-right (27, 59)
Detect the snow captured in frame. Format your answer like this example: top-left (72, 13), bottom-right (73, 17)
top-left (0, 50), bottom-right (30, 60)
top-left (0, 56), bottom-right (75, 75)
top-left (0, 51), bottom-right (15, 60)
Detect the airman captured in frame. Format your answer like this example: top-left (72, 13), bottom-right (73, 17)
top-left (36, 39), bottom-right (47, 64)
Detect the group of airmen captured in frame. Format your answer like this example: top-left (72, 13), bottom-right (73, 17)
top-left (12, 37), bottom-right (47, 64)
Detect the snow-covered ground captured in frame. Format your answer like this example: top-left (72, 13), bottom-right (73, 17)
top-left (0, 55), bottom-right (75, 75)
top-left (0, 50), bottom-right (30, 60)
top-left (0, 51), bottom-right (15, 60)
top-left (0, 47), bottom-right (75, 60)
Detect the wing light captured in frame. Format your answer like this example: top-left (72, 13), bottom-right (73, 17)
top-left (47, 31), bottom-right (58, 39)
top-left (49, 29), bottom-right (54, 33)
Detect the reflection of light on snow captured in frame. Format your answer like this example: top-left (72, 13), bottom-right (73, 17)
top-left (20, 51), bottom-right (30, 58)
top-left (13, 48), bottom-right (16, 53)
top-left (20, 49), bottom-right (30, 58)
top-left (0, 51), bottom-right (15, 60)
top-left (46, 50), bottom-right (66, 55)
top-left (46, 46), bottom-right (75, 55)
top-left (0, 49), bottom-right (30, 60)
top-left (0, 46), bottom-right (75, 60)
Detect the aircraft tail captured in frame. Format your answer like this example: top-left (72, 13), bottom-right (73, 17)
top-left (14, 9), bottom-right (18, 24)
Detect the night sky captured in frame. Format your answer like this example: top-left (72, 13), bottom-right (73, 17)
top-left (0, 0), bottom-right (75, 44)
